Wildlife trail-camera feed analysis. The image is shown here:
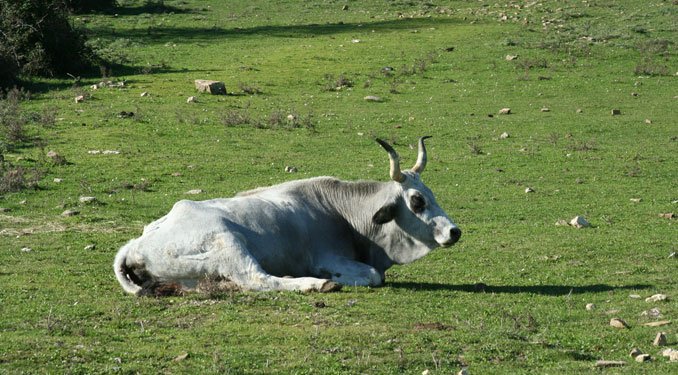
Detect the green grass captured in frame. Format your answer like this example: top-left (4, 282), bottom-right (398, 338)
top-left (1, 0), bottom-right (676, 373)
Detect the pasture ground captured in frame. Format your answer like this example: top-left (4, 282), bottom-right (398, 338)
top-left (1, 0), bottom-right (676, 373)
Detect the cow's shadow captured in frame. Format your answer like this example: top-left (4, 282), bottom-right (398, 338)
top-left (387, 282), bottom-right (652, 296)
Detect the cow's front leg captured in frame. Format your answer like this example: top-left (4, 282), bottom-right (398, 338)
top-left (316, 257), bottom-right (383, 287)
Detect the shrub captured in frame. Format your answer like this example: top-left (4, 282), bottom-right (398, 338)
top-left (0, 0), bottom-right (98, 87)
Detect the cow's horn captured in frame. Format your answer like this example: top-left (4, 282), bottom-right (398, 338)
top-left (375, 138), bottom-right (406, 183)
top-left (411, 136), bottom-right (432, 174)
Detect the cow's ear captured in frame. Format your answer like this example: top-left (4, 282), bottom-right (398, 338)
top-left (372, 202), bottom-right (398, 225)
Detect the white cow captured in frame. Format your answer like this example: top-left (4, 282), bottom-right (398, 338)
top-left (114, 137), bottom-right (461, 295)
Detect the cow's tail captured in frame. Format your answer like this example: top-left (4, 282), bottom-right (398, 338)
top-left (113, 242), bottom-right (143, 296)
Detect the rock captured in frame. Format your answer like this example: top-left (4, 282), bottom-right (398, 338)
top-left (645, 294), bottom-right (668, 302)
top-left (53, 178), bottom-right (63, 183)
top-left (185, 189), bottom-right (204, 195)
top-left (569, 216), bottom-right (590, 228)
top-left (640, 307), bottom-right (661, 318)
top-left (595, 360), bottom-right (625, 368)
top-left (610, 318), bottom-right (629, 329)
top-left (186, 96), bottom-right (197, 103)
top-left (659, 213), bottom-right (674, 219)
top-left (140, 92), bottom-right (149, 97)
top-left (661, 348), bottom-right (678, 360)
top-left (284, 166), bottom-right (298, 173)
top-left (90, 84), bottom-right (98, 90)
top-left (422, 370), bottom-right (430, 375)
top-left (61, 209), bottom-right (79, 217)
top-left (88, 150), bottom-right (101, 155)
top-left (585, 303), bottom-right (596, 311)
top-left (47, 150), bottom-right (67, 165)
top-left (631, 92), bottom-right (639, 97)
top-left (21, 247), bottom-right (32, 253)
top-left (611, 109), bottom-right (622, 116)
top-left (84, 244), bottom-right (96, 251)
top-left (79, 196), bottom-right (97, 204)
top-left (644, 119), bottom-right (652, 124)
top-left (75, 95), bottom-right (85, 103)
top-left (629, 348), bottom-right (643, 358)
top-left (498, 108), bottom-right (511, 115)
top-left (364, 95), bottom-right (383, 102)
top-left (576, 108), bottom-right (583, 114)
top-left (499, 132), bottom-right (510, 139)
top-left (457, 368), bottom-right (469, 375)
top-left (670, 252), bottom-right (676, 258)
top-left (635, 354), bottom-right (651, 362)
top-left (194, 79), bottom-right (226, 95)
top-left (653, 332), bottom-right (667, 346)
top-left (342, 5), bottom-right (348, 10)
top-left (540, 107), bottom-right (550, 112)
top-left (525, 187), bottom-right (535, 193)
top-left (629, 294), bottom-right (641, 299)
top-left (505, 54), bottom-right (518, 61)
top-left (630, 198), bottom-right (642, 203)
top-left (286, 114), bottom-right (297, 121)
top-left (102, 150), bottom-right (120, 155)
top-left (173, 352), bottom-right (189, 362)
top-left (642, 320), bottom-right (670, 327)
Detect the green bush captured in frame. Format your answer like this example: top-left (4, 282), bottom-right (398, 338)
top-left (0, 0), bottom-right (98, 87)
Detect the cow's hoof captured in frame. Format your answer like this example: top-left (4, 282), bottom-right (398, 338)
top-left (319, 281), bottom-right (342, 293)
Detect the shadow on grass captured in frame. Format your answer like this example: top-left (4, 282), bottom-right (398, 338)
top-left (388, 282), bottom-right (652, 296)
top-left (85, 17), bottom-right (464, 45)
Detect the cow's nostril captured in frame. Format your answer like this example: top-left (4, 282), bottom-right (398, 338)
top-left (449, 227), bottom-right (462, 244)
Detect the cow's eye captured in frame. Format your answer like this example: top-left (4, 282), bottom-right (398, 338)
top-left (410, 194), bottom-right (426, 213)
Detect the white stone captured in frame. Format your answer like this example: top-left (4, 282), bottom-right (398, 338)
top-left (84, 244), bottom-right (96, 251)
top-left (653, 332), bottom-right (667, 346)
top-left (498, 108), bottom-right (511, 115)
top-left (364, 95), bottom-right (383, 102)
top-left (525, 187), bottom-right (535, 193)
top-left (585, 303), bottom-right (595, 311)
top-left (185, 189), bottom-right (204, 195)
top-left (79, 196), bottom-right (97, 204)
top-left (21, 247), bottom-right (32, 253)
top-left (569, 216), bottom-right (590, 228)
top-left (645, 294), bottom-right (667, 302)
top-left (61, 209), bottom-right (79, 217)
top-left (187, 96), bottom-right (197, 103)
top-left (75, 95), bottom-right (85, 103)
top-left (140, 92), bottom-right (149, 97)
top-left (53, 178), bottom-right (63, 183)
top-left (635, 354), bottom-right (651, 362)
top-left (102, 150), bottom-right (120, 155)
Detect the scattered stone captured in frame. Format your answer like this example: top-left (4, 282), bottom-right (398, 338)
top-left (173, 352), bottom-right (189, 362)
top-left (585, 303), bottom-right (596, 311)
top-left (653, 332), bottom-right (667, 346)
top-left (90, 84), bottom-right (98, 90)
top-left (185, 189), bottom-right (204, 195)
top-left (629, 348), bottom-right (643, 358)
top-left (102, 150), bottom-right (120, 155)
top-left (641, 307), bottom-right (661, 318)
top-left (46, 150), bottom-right (67, 165)
top-left (505, 54), bottom-right (518, 61)
top-left (645, 294), bottom-right (668, 303)
top-left (631, 92), bottom-right (639, 97)
top-left (88, 150), bottom-right (101, 155)
top-left (140, 92), bottom-right (149, 97)
top-left (569, 216), bottom-right (590, 228)
top-left (610, 318), bottom-right (629, 329)
top-left (186, 96), bottom-right (197, 103)
top-left (611, 109), bottom-right (622, 116)
top-left (642, 320), bottom-right (670, 327)
top-left (75, 95), bottom-right (85, 103)
top-left (630, 198), bottom-right (642, 203)
top-left (79, 196), bottom-right (97, 204)
top-left (422, 369), bottom-right (430, 375)
top-left (644, 119), bottom-right (652, 124)
top-left (576, 108), bottom-right (583, 114)
top-left (498, 108), bottom-right (511, 115)
top-left (595, 360), bottom-right (625, 368)
top-left (661, 348), bottom-right (678, 361)
top-left (669, 252), bottom-right (676, 258)
top-left (635, 354), bottom-right (651, 362)
top-left (284, 166), bottom-right (298, 173)
top-left (499, 132), bottom-right (510, 139)
top-left (457, 368), bottom-right (469, 375)
top-left (21, 247), bottom-right (32, 253)
top-left (286, 114), bottom-right (297, 122)
top-left (84, 244), bottom-right (96, 251)
top-left (629, 294), bottom-right (642, 299)
top-left (364, 95), bottom-right (383, 102)
top-left (342, 5), bottom-right (348, 10)
top-left (194, 79), bottom-right (226, 95)
top-left (525, 187), bottom-right (535, 193)
top-left (61, 209), bottom-right (80, 217)
top-left (53, 178), bottom-right (63, 183)
top-left (540, 107), bottom-right (550, 112)
top-left (659, 213), bottom-right (674, 219)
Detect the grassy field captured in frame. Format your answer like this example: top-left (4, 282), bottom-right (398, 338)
top-left (1, 0), bottom-right (676, 373)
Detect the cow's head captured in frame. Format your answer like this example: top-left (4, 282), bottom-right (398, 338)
top-left (372, 137), bottom-right (461, 263)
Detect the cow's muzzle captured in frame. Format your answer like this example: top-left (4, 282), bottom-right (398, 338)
top-left (440, 227), bottom-right (462, 247)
